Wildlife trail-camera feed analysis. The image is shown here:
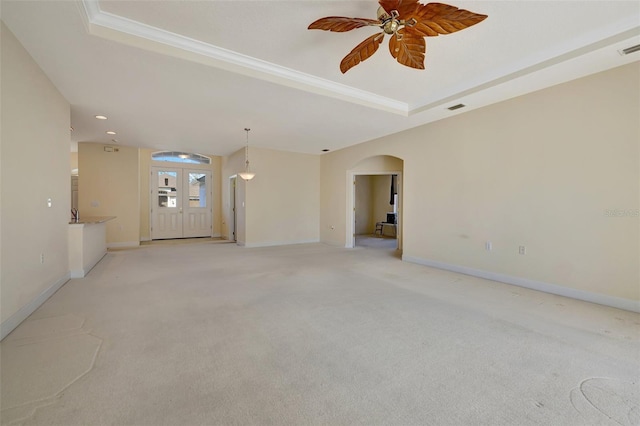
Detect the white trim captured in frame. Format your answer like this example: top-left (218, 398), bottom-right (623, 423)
top-left (107, 241), bottom-right (140, 248)
top-left (78, 1), bottom-right (639, 119)
top-left (70, 269), bottom-right (85, 279)
top-left (244, 239), bottom-right (320, 248)
top-left (402, 255), bottom-right (640, 313)
top-left (70, 252), bottom-right (108, 278)
top-left (1, 274), bottom-right (71, 340)
top-left (79, 0), bottom-right (407, 116)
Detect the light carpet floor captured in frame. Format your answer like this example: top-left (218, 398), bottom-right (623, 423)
top-left (1, 242), bottom-right (638, 425)
top-left (355, 235), bottom-right (398, 250)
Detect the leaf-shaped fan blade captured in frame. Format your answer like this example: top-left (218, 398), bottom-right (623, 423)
top-left (379, 0), bottom-right (400, 14)
top-left (409, 3), bottom-right (488, 37)
top-left (388, 28), bottom-right (425, 70)
top-left (340, 33), bottom-right (385, 73)
top-left (379, 0), bottom-right (420, 19)
top-left (308, 16), bottom-right (380, 32)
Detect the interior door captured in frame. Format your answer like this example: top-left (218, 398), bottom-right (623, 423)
top-left (152, 167), bottom-right (183, 239)
top-left (183, 170), bottom-right (212, 238)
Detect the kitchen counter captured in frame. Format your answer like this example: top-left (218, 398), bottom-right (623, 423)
top-left (68, 216), bottom-right (116, 278)
top-left (69, 216), bottom-right (116, 225)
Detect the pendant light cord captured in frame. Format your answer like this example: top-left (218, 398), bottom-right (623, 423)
top-left (244, 128), bottom-right (250, 169)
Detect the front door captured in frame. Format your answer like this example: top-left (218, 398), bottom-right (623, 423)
top-left (151, 167), bottom-right (212, 239)
top-left (183, 171), bottom-right (212, 238)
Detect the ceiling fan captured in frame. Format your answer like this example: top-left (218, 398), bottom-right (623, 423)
top-left (308, 0), bottom-right (487, 73)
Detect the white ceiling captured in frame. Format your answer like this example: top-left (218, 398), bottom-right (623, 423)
top-left (2, 0), bottom-right (639, 156)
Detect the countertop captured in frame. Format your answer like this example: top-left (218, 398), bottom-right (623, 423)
top-left (69, 216), bottom-right (116, 225)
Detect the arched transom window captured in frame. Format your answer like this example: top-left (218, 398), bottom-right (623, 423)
top-left (152, 151), bottom-right (211, 165)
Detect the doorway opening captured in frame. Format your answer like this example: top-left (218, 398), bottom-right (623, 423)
top-left (349, 172), bottom-right (402, 250)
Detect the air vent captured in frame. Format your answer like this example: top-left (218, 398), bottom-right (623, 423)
top-left (619, 44), bottom-right (640, 56)
top-left (447, 103), bottom-right (466, 111)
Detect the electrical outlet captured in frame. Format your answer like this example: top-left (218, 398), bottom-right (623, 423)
top-left (519, 246), bottom-right (526, 255)
top-left (485, 241), bottom-right (492, 251)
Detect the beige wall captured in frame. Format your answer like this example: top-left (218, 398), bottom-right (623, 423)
top-left (245, 147), bottom-right (320, 246)
top-left (355, 175), bottom-right (373, 234)
top-left (321, 63), bottom-right (639, 305)
top-left (78, 143), bottom-right (140, 246)
top-left (1, 23), bottom-right (71, 327)
top-left (222, 147), bottom-right (321, 246)
top-left (70, 152), bottom-right (78, 173)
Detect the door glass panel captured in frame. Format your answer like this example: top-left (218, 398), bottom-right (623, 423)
top-left (188, 173), bottom-right (206, 207)
top-left (158, 171), bottom-right (178, 207)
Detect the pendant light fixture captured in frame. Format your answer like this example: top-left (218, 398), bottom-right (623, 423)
top-left (238, 128), bottom-right (256, 181)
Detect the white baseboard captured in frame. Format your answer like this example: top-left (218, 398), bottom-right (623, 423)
top-left (1, 273), bottom-right (71, 340)
top-left (402, 255), bottom-right (640, 313)
top-left (244, 239), bottom-right (320, 248)
top-left (107, 241), bottom-right (139, 249)
top-left (70, 252), bottom-right (107, 278)
top-left (70, 269), bottom-right (85, 279)
top-left (139, 237), bottom-right (151, 242)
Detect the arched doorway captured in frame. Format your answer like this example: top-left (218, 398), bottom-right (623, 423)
top-left (346, 155), bottom-right (403, 251)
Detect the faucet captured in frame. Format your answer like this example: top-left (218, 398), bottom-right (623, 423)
top-left (71, 208), bottom-right (79, 222)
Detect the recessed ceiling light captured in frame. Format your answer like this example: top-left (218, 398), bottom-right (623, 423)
top-left (95, 115), bottom-right (107, 120)
top-left (106, 131), bottom-right (116, 135)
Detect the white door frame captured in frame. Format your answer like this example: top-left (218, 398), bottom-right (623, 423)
top-left (229, 175), bottom-right (237, 242)
top-left (346, 170), bottom-right (402, 249)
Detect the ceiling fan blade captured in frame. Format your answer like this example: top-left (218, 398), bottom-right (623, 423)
top-left (379, 0), bottom-right (419, 18)
top-left (378, 0), bottom-right (400, 14)
top-left (409, 3), bottom-right (488, 37)
top-left (388, 28), bottom-right (425, 70)
top-left (340, 33), bottom-right (385, 73)
top-left (308, 16), bottom-right (380, 32)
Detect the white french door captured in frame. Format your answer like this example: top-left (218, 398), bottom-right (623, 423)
top-left (151, 167), bottom-right (212, 239)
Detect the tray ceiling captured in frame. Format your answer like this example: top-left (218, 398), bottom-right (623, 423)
top-left (2, 0), bottom-right (638, 155)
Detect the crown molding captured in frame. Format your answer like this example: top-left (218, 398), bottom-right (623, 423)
top-left (78, 0), bottom-right (409, 116)
top-left (77, 1), bottom-right (639, 120)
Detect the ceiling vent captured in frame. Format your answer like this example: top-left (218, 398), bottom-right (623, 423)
top-left (447, 103), bottom-right (466, 111)
top-left (619, 44), bottom-right (640, 56)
